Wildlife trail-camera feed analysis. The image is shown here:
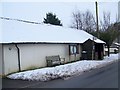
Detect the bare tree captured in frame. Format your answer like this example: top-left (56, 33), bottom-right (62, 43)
top-left (71, 10), bottom-right (96, 33)
top-left (71, 11), bottom-right (84, 30)
top-left (100, 12), bottom-right (111, 31)
top-left (99, 12), bottom-right (119, 56)
top-left (83, 10), bottom-right (96, 33)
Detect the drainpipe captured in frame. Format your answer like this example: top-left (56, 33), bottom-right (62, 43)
top-left (15, 44), bottom-right (21, 72)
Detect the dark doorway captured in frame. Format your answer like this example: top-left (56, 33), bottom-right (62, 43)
top-left (95, 43), bottom-right (104, 60)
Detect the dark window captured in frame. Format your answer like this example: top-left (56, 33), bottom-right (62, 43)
top-left (69, 44), bottom-right (79, 55)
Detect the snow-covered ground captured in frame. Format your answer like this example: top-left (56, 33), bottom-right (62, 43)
top-left (7, 53), bottom-right (119, 81)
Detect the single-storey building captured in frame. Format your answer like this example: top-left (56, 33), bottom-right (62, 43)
top-left (0, 18), bottom-right (105, 76)
top-left (81, 39), bottom-right (104, 60)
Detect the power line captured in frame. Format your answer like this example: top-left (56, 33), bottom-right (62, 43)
top-left (0, 17), bottom-right (41, 24)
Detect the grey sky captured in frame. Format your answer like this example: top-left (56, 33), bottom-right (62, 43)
top-left (1, 1), bottom-right (119, 27)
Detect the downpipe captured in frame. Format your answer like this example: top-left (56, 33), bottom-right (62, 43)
top-left (15, 44), bottom-right (21, 72)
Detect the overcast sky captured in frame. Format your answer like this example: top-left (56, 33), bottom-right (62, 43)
top-left (0, 0), bottom-right (119, 27)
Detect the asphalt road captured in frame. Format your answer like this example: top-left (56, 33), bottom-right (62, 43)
top-left (2, 61), bottom-right (119, 89)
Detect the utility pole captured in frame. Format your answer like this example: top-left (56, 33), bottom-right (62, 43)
top-left (95, 1), bottom-right (99, 38)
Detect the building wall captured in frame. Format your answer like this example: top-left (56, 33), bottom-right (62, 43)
top-left (81, 40), bottom-right (93, 60)
top-left (19, 44), bottom-right (69, 70)
top-left (3, 44), bottom-right (19, 75)
top-left (0, 44), bottom-right (3, 76)
top-left (81, 39), bottom-right (104, 60)
top-left (3, 43), bottom-right (81, 75)
top-left (118, 1), bottom-right (120, 22)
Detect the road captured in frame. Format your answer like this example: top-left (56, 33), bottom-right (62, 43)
top-left (2, 61), bottom-right (119, 89)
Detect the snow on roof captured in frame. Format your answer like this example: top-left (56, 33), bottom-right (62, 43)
top-left (114, 43), bottom-right (120, 46)
top-left (0, 18), bottom-right (105, 44)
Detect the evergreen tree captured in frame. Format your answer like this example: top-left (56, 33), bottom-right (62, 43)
top-left (43, 12), bottom-right (62, 26)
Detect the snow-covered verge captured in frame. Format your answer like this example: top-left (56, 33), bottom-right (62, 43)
top-left (7, 53), bottom-right (119, 81)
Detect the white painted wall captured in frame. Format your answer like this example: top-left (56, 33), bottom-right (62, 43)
top-left (118, 1), bottom-right (120, 22)
top-left (18, 44), bottom-right (70, 70)
top-left (3, 45), bottom-right (19, 75)
top-left (3, 44), bottom-right (82, 75)
top-left (0, 44), bottom-right (3, 76)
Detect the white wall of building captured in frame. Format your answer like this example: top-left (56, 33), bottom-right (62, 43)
top-left (118, 1), bottom-right (120, 22)
top-left (3, 44), bottom-right (19, 75)
top-left (0, 45), bottom-right (2, 90)
top-left (19, 44), bottom-right (69, 70)
top-left (3, 44), bottom-right (82, 75)
top-left (0, 44), bottom-right (3, 76)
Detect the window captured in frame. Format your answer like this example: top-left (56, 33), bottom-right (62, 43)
top-left (69, 44), bottom-right (79, 55)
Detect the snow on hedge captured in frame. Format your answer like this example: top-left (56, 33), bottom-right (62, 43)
top-left (7, 53), bottom-right (119, 81)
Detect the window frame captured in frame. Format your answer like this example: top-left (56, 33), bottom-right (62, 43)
top-left (69, 44), bottom-right (79, 55)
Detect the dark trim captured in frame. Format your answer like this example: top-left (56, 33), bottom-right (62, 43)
top-left (15, 44), bottom-right (21, 72)
top-left (1, 42), bottom-right (82, 45)
top-left (69, 44), bottom-right (80, 55)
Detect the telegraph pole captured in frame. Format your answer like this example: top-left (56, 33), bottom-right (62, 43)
top-left (95, 1), bottom-right (99, 38)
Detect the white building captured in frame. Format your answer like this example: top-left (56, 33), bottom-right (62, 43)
top-left (0, 17), bottom-right (105, 76)
top-left (118, 1), bottom-right (120, 22)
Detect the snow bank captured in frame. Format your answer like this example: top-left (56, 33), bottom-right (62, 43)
top-left (104, 53), bottom-right (119, 61)
top-left (7, 53), bottom-right (119, 81)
